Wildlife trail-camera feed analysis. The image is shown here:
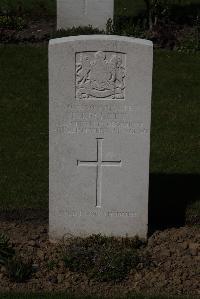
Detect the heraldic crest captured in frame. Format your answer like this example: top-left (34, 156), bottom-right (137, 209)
top-left (76, 51), bottom-right (126, 100)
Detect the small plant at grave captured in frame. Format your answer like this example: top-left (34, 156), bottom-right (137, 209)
top-left (0, 233), bottom-right (15, 266)
top-left (62, 234), bottom-right (145, 282)
top-left (106, 18), bottom-right (114, 34)
top-left (144, 0), bottom-right (170, 30)
top-left (106, 17), bottom-right (147, 39)
top-left (176, 27), bottom-right (199, 53)
top-left (52, 25), bottom-right (104, 39)
top-left (0, 15), bottom-right (26, 30)
top-left (47, 260), bottom-right (57, 271)
top-left (6, 256), bottom-right (33, 283)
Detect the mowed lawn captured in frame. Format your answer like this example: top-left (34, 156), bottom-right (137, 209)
top-left (0, 45), bottom-right (200, 220)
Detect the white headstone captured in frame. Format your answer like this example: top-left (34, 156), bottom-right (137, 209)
top-left (49, 35), bottom-right (153, 241)
top-left (57, 0), bottom-right (114, 30)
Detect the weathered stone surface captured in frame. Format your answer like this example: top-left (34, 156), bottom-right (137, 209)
top-left (57, 0), bottom-right (114, 30)
top-left (49, 35), bottom-right (153, 240)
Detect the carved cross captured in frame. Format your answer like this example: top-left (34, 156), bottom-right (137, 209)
top-left (77, 138), bottom-right (122, 208)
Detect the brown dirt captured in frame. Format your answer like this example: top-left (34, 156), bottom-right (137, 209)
top-left (0, 209), bottom-right (199, 296)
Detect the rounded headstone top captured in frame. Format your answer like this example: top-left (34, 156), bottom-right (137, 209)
top-left (49, 35), bottom-right (153, 47)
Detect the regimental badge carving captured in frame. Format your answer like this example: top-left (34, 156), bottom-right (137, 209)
top-left (76, 51), bottom-right (126, 100)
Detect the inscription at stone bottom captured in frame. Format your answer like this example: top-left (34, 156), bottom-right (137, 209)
top-left (76, 51), bottom-right (126, 100)
top-left (77, 138), bottom-right (122, 208)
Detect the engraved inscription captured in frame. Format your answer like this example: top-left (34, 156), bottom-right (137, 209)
top-left (54, 103), bottom-right (148, 135)
top-left (76, 51), bottom-right (126, 100)
top-left (65, 211), bottom-right (136, 217)
top-left (77, 138), bottom-right (122, 208)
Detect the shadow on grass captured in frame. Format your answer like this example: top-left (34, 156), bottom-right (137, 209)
top-left (148, 173), bottom-right (200, 236)
top-left (0, 174), bottom-right (199, 238)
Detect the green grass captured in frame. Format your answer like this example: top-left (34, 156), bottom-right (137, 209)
top-left (0, 45), bottom-right (48, 208)
top-left (151, 51), bottom-right (200, 174)
top-left (115, 0), bottom-right (146, 17)
top-left (0, 46), bottom-right (199, 210)
top-left (0, 0), bottom-right (56, 17)
top-left (61, 235), bottom-right (143, 282)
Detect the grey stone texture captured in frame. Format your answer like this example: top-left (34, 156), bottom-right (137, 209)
top-left (57, 0), bottom-right (114, 30)
top-left (49, 35), bottom-right (153, 241)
